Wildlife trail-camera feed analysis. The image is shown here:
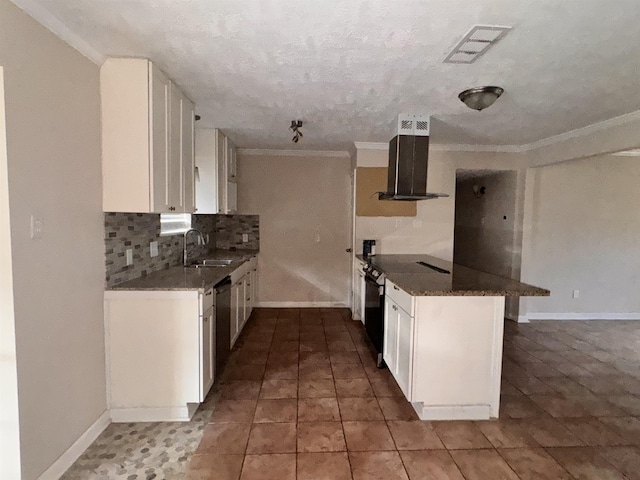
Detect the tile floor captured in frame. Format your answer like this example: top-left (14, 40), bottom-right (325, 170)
top-left (65, 308), bottom-right (640, 479)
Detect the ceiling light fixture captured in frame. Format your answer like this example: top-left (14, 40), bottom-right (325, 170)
top-left (290, 120), bottom-right (303, 143)
top-left (458, 86), bottom-right (504, 111)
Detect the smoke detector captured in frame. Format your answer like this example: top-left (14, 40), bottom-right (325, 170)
top-left (444, 25), bottom-right (512, 64)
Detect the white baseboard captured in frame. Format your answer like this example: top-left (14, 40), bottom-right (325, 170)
top-left (38, 410), bottom-right (110, 480)
top-left (254, 301), bottom-right (348, 308)
top-left (109, 405), bottom-right (197, 423)
top-left (412, 403), bottom-right (493, 421)
top-left (521, 312), bottom-right (640, 321)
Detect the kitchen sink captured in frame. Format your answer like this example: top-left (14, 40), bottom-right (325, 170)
top-left (187, 259), bottom-right (234, 268)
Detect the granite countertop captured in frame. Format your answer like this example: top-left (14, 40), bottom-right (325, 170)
top-left (108, 249), bottom-right (259, 291)
top-left (357, 254), bottom-right (550, 297)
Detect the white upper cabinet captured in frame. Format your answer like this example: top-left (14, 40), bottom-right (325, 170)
top-left (195, 128), bottom-right (238, 214)
top-left (102, 58), bottom-right (195, 213)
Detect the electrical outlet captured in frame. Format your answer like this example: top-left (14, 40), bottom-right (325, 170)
top-left (150, 241), bottom-right (159, 257)
top-left (572, 289), bottom-right (580, 299)
top-left (242, 233), bottom-right (249, 243)
top-left (30, 215), bottom-right (43, 239)
top-left (126, 249), bottom-right (133, 266)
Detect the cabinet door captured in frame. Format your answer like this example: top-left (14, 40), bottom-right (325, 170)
top-left (383, 297), bottom-right (398, 374)
top-left (227, 181), bottom-right (237, 213)
top-left (230, 282), bottom-right (239, 347)
top-left (396, 306), bottom-right (414, 399)
top-left (227, 140), bottom-right (237, 181)
top-left (200, 307), bottom-right (215, 401)
top-left (150, 64), bottom-right (171, 212)
top-left (181, 95), bottom-right (195, 213)
top-left (168, 82), bottom-right (183, 211)
top-left (216, 130), bottom-right (227, 213)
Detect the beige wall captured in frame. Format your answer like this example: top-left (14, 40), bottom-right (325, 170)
top-left (354, 147), bottom-right (522, 260)
top-left (237, 153), bottom-right (352, 306)
top-left (0, 1), bottom-right (106, 478)
top-left (454, 171), bottom-right (519, 278)
top-left (520, 154), bottom-right (640, 320)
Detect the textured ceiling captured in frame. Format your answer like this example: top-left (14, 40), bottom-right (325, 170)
top-left (14, 0), bottom-right (640, 150)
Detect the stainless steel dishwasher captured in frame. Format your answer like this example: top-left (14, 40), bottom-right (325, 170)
top-left (215, 276), bottom-right (232, 374)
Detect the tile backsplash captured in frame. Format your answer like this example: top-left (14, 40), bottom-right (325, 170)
top-left (104, 213), bottom-right (259, 287)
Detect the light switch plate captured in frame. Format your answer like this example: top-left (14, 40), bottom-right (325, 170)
top-left (30, 215), bottom-right (43, 239)
top-left (150, 241), bottom-right (159, 257)
top-left (126, 248), bottom-right (133, 266)
top-left (242, 233), bottom-right (249, 243)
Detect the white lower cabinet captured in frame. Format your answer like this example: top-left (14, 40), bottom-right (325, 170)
top-left (105, 289), bottom-right (214, 422)
top-left (229, 256), bottom-right (259, 349)
top-left (383, 296), bottom-right (413, 399)
top-left (383, 279), bottom-right (507, 421)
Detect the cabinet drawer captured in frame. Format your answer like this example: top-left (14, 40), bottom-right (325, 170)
top-left (201, 288), bottom-right (214, 314)
top-left (386, 280), bottom-right (413, 315)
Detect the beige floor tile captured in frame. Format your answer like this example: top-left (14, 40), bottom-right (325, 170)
top-left (599, 446), bottom-right (640, 480)
top-left (338, 397), bottom-right (384, 421)
top-left (370, 377), bottom-right (405, 397)
top-left (599, 416), bottom-right (640, 445)
top-left (299, 351), bottom-right (331, 365)
top-left (342, 421), bottom-right (396, 451)
top-left (298, 378), bottom-right (336, 398)
top-left (253, 399), bottom-right (297, 423)
top-left (431, 421), bottom-right (492, 450)
top-left (246, 423), bottom-right (297, 454)
top-left (559, 417), bottom-right (628, 446)
top-left (498, 448), bottom-right (574, 480)
top-left (449, 449), bottom-right (519, 480)
top-left (197, 423), bottom-right (252, 454)
top-left (210, 399), bottom-right (257, 423)
top-left (476, 419), bottom-right (540, 448)
top-left (335, 378), bottom-right (374, 398)
top-left (330, 351), bottom-right (362, 364)
top-left (332, 364), bottom-right (367, 379)
top-left (399, 450), bottom-right (464, 480)
top-left (184, 453), bottom-right (244, 480)
top-left (349, 451), bottom-right (409, 480)
top-left (514, 416), bottom-right (584, 447)
top-left (227, 364), bottom-right (266, 381)
top-left (546, 446), bottom-right (628, 480)
top-left (297, 422), bottom-right (346, 452)
top-left (297, 452), bottom-right (352, 480)
top-left (387, 421), bottom-right (445, 450)
top-left (298, 363), bottom-right (334, 379)
top-left (220, 381), bottom-right (262, 400)
top-left (298, 398), bottom-right (341, 422)
top-left (377, 396), bottom-right (419, 421)
top-left (259, 379), bottom-right (297, 399)
top-left (240, 454), bottom-right (295, 480)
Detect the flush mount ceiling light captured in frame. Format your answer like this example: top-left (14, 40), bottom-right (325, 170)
top-left (458, 86), bottom-right (504, 111)
top-left (290, 120), bottom-right (303, 143)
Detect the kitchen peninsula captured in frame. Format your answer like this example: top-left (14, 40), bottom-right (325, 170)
top-left (358, 254), bottom-right (549, 421)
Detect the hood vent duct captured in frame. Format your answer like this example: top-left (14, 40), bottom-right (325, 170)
top-left (379, 115), bottom-right (449, 201)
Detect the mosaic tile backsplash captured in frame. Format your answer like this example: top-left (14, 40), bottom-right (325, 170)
top-left (105, 213), bottom-right (259, 287)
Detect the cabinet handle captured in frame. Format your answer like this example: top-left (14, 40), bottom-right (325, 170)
top-left (204, 317), bottom-right (208, 322)
top-left (392, 305), bottom-right (398, 311)
top-left (205, 291), bottom-right (212, 296)
top-left (393, 285), bottom-right (399, 291)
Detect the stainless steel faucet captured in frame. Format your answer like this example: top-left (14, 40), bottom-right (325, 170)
top-left (183, 228), bottom-right (206, 266)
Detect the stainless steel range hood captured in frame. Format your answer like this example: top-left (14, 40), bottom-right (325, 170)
top-left (379, 115), bottom-right (449, 201)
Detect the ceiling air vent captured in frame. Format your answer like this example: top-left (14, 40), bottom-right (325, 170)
top-left (444, 25), bottom-right (512, 64)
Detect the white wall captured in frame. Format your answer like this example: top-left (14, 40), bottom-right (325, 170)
top-left (0, 66), bottom-right (22, 480)
top-left (519, 154), bottom-right (640, 320)
top-left (237, 152), bottom-right (352, 306)
top-left (0, 1), bottom-right (106, 478)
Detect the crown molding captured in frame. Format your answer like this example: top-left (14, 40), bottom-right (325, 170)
top-left (10, 0), bottom-right (105, 65)
top-left (518, 109), bottom-right (640, 152)
top-left (237, 148), bottom-right (351, 158)
top-left (610, 149), bottom-right (640, 157)
top-left (354, 141), bottom-right (521, 153)
top-left (353, 142), bottom-right (388, 150)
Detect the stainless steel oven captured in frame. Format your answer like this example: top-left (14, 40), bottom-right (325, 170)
top-left (364, 265), bottom-right (385, 368)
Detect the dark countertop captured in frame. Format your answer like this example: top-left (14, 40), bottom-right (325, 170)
top-left (357, 254), bottom-right (549, 297)
top-left (108, 249), bottom-right (259, 291)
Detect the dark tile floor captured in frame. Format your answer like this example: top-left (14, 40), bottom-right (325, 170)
top-left (184, 309), bottom-right (640, 480)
